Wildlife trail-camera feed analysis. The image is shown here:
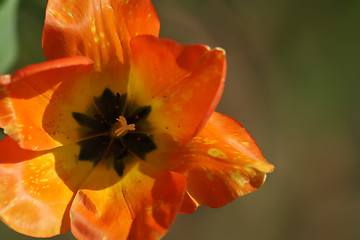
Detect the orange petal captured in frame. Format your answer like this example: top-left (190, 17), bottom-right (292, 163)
top-left (0, 57), bottom-right (96, 151)
top-left (128, 36), bottom-right (226, 142)
top-left (42, 0), bottom-right (159, 73)
top-left (70, 159), bottom-right (186, 240)
top-left (148, 112), bottom-right (274, 211)
top-left (0, 137), bottom-right (93, 237)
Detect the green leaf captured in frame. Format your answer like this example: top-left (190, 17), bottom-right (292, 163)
top-left (0, 0), bottom-right (20, 74)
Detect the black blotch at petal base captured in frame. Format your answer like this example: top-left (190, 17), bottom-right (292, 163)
top-left (122, 133), bottom-right (157, 160)
top-left (72, 112), bottom-right (110, 132)
top-left (78, 136), bottom-right (111, 165)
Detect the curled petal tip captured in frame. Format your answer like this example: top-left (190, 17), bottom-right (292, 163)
top-left (213, 47), bottom-right (226, 54)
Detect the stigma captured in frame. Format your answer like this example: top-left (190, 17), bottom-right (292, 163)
top-left (112, 116), bottom-right (136, 137)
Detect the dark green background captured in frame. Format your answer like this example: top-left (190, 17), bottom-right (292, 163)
top-left (0, 0), bottom-right (359, 239)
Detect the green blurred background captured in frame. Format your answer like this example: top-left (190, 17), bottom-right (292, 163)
top-left (1, 0), bottom-right (359, 239)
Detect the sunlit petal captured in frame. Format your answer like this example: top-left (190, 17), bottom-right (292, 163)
top-left (128, 36), bottom-right (226, 142)
top-left (42, 0), bottom-right (159, 72)
top-left (0, 57), bottom-right (93, 150)
top-left (148, 112), bottom-right (274, 211)
top-left (0, 137), bottom-right (93, 237)
top-left (70, 158), bottom-right (186, 240)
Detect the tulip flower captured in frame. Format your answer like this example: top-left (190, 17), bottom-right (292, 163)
top-left (0, 0), bottom-right (274, 239)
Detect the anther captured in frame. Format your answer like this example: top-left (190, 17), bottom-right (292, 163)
top-left (112, 116), bottom-right (135, 137)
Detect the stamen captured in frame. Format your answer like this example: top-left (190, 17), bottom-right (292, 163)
top-left (112, 116), bottom-right (136, 137)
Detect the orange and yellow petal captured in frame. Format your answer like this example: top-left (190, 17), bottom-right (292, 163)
top-left (178, 191), bottom-right (199, 214)
top-left (0, 137), bottom-right (93, 237)
top-left (148, 112), bottom-right (274, 212)
top-left (0, 57), bottom-right (96, 151)
top-left (70, 158), bottom-right (186, 240)
top-left (128, 36), bottom-right (226, 142)
top-left (42, 0), bottom-right (159, 74)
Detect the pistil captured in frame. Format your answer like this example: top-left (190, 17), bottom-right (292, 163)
top-left (112, 116), bottom-right (136, 137)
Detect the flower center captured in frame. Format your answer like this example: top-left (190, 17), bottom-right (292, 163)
top-left (112, 116), bottom-right (136, 137)
top-left (72, 88), bottom-right (156, 177)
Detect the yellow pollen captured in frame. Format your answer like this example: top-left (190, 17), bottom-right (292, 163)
top-left (113, 116), bottom-right (135, 137)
